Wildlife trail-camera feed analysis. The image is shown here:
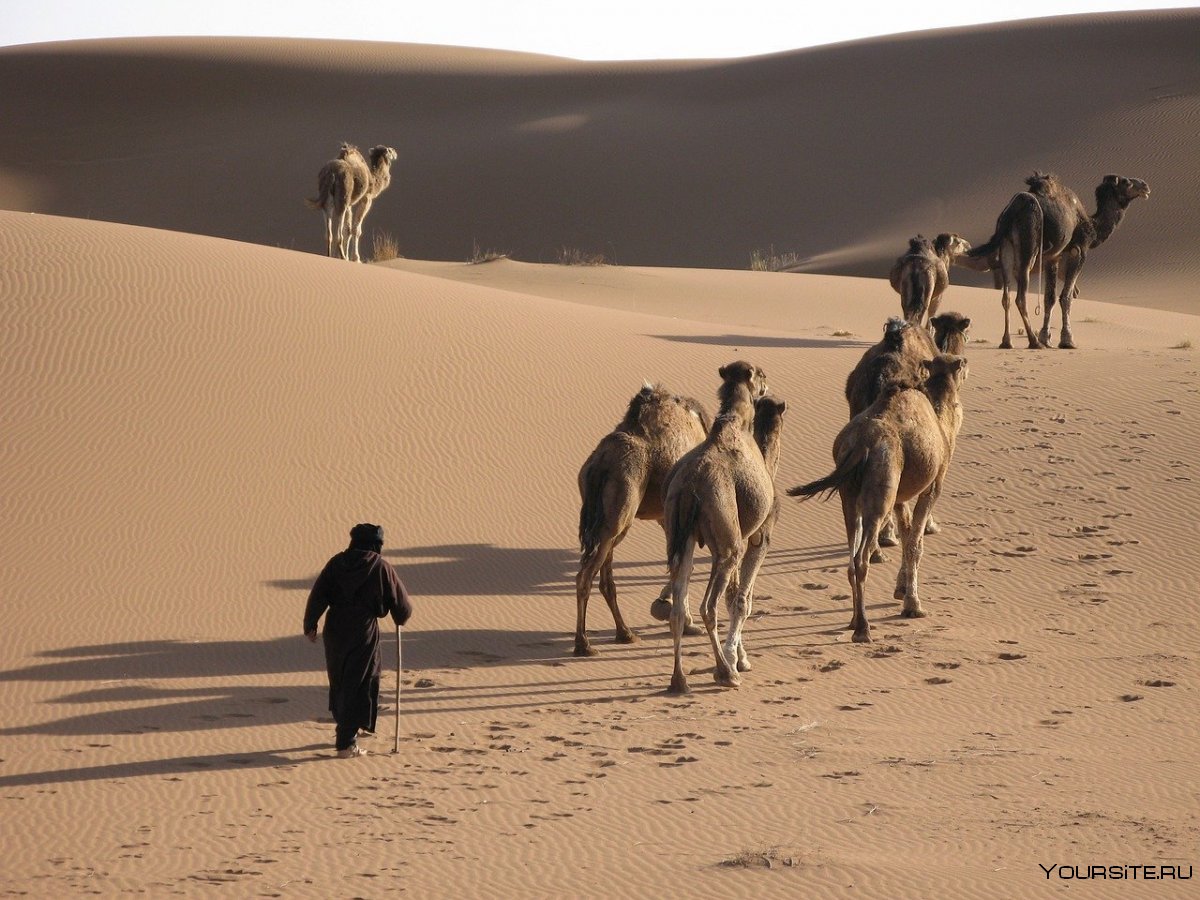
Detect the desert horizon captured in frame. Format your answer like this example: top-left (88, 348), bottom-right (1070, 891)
top-left (1, 10), bottom-right (1197, 898)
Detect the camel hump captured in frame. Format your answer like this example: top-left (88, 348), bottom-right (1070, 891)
top-left (907, 235), bottom-right (932, 255)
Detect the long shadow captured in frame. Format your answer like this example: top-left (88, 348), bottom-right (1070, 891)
top-left (267, 543), bottom-right (578, 597)
top-left (654, 333), bottom-right (869, 349)
top-left (0, 744), bottom-right (329, 790)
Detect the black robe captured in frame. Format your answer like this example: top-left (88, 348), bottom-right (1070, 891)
top-left (303, 549), bottom-right (413, 734)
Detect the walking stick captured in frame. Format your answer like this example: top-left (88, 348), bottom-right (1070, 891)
top-left (392, 624), bottom-right (402, 754)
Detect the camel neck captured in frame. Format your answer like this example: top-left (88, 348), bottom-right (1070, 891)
top-left (1091, 203), bottom-right (1125, 247)
top-left (716, 385), bottom-right (755, 430)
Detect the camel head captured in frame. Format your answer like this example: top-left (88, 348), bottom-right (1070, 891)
top-left (930, 312), bottom-right (971, 357)
top-left (881, 316), bottom-right (911, 352)
top-left (921, 353), bottom-right (969, 391)
top-left (753, 396), bottom-right (787, 473)
top-left (718, 360), bottom-right (768, 400)
top-left (369, 145), bottom-right (399, 169)
top-left (933, 232), bottom-right (971, 260)
top-left (1098, 174), bottom-right (1150, 208)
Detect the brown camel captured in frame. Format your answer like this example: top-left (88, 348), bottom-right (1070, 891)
top-left (574, 384), bottom-right (711, 656)
top-left (789, 353), bottom-right (967, 643)
top-left (965, 172), bottom-right (1149, 349)
top-left (844, 314), bottom-right (971, 560)
top-left (889, 233), bottom-right (972, 326)
top-left (661, 363), bottom-right (781, 694)
top-left (307, 143), bottom-right (398, 262)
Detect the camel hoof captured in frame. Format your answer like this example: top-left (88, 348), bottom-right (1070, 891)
top-left (573, 642), bottom-right (598, 658)
top-left (614, 630), bottom-right (639, 645)
top-left (649, 599), bottom-right (671, 622)
top-left (999, 339), bottom-right (1013, 350)
top-left (1058, 340), bottom-right (1077, 350)
top-left (736, 659), bottom-right (752, 673)
top-left (714, 668), bottom-right (741, 688)
top-left (878, 533), bottom-right (899, 548)
top-left (1038, 331), bottom-right (1052, 346)
top-left (683, 622), bottom-right (704, 637)
top-left (851, 630), bottom-right (872, 644)
top-left (668, 674), bottom-right (691, 695)
top-left (1027, 340), bottom-right (1045, 350)
top-left (924, 520), bottom-right (941, 535)
top-left (900, 607), bottom-right (928, 619)
top-left (870, 549), bottom-right (888, 564)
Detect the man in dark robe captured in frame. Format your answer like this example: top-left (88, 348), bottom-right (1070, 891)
top-left (304, 523), bottom-right (413, 758)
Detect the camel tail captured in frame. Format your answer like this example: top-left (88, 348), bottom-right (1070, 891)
top-left (306, 170), bottom-right (334, 211)
top-left (666, 491), bottom-right (701, 572)
top-left (787, 445), bottom-right (868, 502)
top-left (577, 464), bottom-right (609, 561)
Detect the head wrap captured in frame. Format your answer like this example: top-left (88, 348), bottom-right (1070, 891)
top-left (349, 523), bottom-right (384, 551)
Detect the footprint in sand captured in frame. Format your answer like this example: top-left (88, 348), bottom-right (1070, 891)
top-left (1138, 679), bottom-right (1175, 688)
top-left (925, 677), bottom-right (952, 685)
top-left (1119, 694), bottom-right (1143, 702)
top-left (997, 653), bottom-right (1027, 661)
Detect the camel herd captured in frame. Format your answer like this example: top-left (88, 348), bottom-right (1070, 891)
top-left (299, 150), bottom-right (1151, 690)
top-left (573, 170), bottom-right (1150, 694)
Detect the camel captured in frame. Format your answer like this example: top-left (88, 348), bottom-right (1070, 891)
top-left (574, 383), bottom-right (711, 656)
top-left (307, 143), bottom-right (398, 262)
top-left (788, 353), bottom-right (967, 643)
top-left (844, 314), bottom-right (971, 560)
top-left (965, 172), bottom-right (1150, 349)
top-left (889, 233), bottom-right (972, 326)
top-left (661, 362), bottom-right (781, 694)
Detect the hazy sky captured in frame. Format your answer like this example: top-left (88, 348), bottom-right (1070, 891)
top-left (2, 1), bottom-right (1194, 58)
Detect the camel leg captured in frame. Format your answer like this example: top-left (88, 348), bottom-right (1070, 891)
top-left (667, 541), bottom-right (697, 695)
top-left (998, 282), bottom-right (1015, 349)
top-left (842, 491), bottom-right (879, 643)
top-left (322, 211), bottom-right (335, 258)
top-left (574, 542), bottom-right (609, 657)
top-left (650, 521), bottom-right (702, 634)
top-left (1013, 266), bottom-right (1043, 350)
top-left (350, 196), bottom-right (374, 263)
top-left (896, 489), bottom-right (936, 618)
top-left (1038, 260), bottom-right (1058, 347)
top-left (1057, 250), bottom-right (1085, 350)
top-left (725, 515), bottom-right (774, 673)
top-left (598, 554), bottom-right (637, 645)
top-left (700, 547), bottom-right (741, 687)
top-left (998, 246), bottom-right (1015, 349)
top-left (336, 202), bottom-right (354, 260)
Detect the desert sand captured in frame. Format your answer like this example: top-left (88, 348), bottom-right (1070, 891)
top-left (1, 10), bottom-right (1198, 898)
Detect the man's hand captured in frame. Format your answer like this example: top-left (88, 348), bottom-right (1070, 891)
top-left (305, 630), bottom-right (318, 643)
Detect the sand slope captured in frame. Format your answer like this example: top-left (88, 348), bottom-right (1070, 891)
top-left (1, 209), bottom-right (1197, 896)
top-left (1, 10), bottom-right (1198, 312)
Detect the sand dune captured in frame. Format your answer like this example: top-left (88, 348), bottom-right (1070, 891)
top-left (1, 10), bottom-right (1198, 311)
top-left (1, 12), bottom-right (1198, 898)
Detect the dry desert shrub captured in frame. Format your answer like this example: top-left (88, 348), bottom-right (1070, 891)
top-left (557, 246), bottom-right (608, 266)
top-left (468, 240), bottom-right (509, 264)
top-left (370, 231), bottom-right (403, 263)
top-left (750, 245), bottom-right (802, 271)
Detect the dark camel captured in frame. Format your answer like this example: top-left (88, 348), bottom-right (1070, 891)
top-left (966, 172), bottom-right (1149, 349)
top-left (575, 384), bottom-right (710, 656)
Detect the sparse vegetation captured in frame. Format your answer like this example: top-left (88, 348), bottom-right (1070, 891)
top-left (468, 240), bottom-right (509, 264)
top-left (557, 246), bottom-right (608, 266)
top-left (831, 330), bottom-right (853, 338)
top-left (750, 245), bottom-right (802, 272)
top-left (370, 230), bottom-right (403, 263)
top-left (719, 847), bottom-right (787, 869)
top-left (1171, 338), bottom-right (1192, 350)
